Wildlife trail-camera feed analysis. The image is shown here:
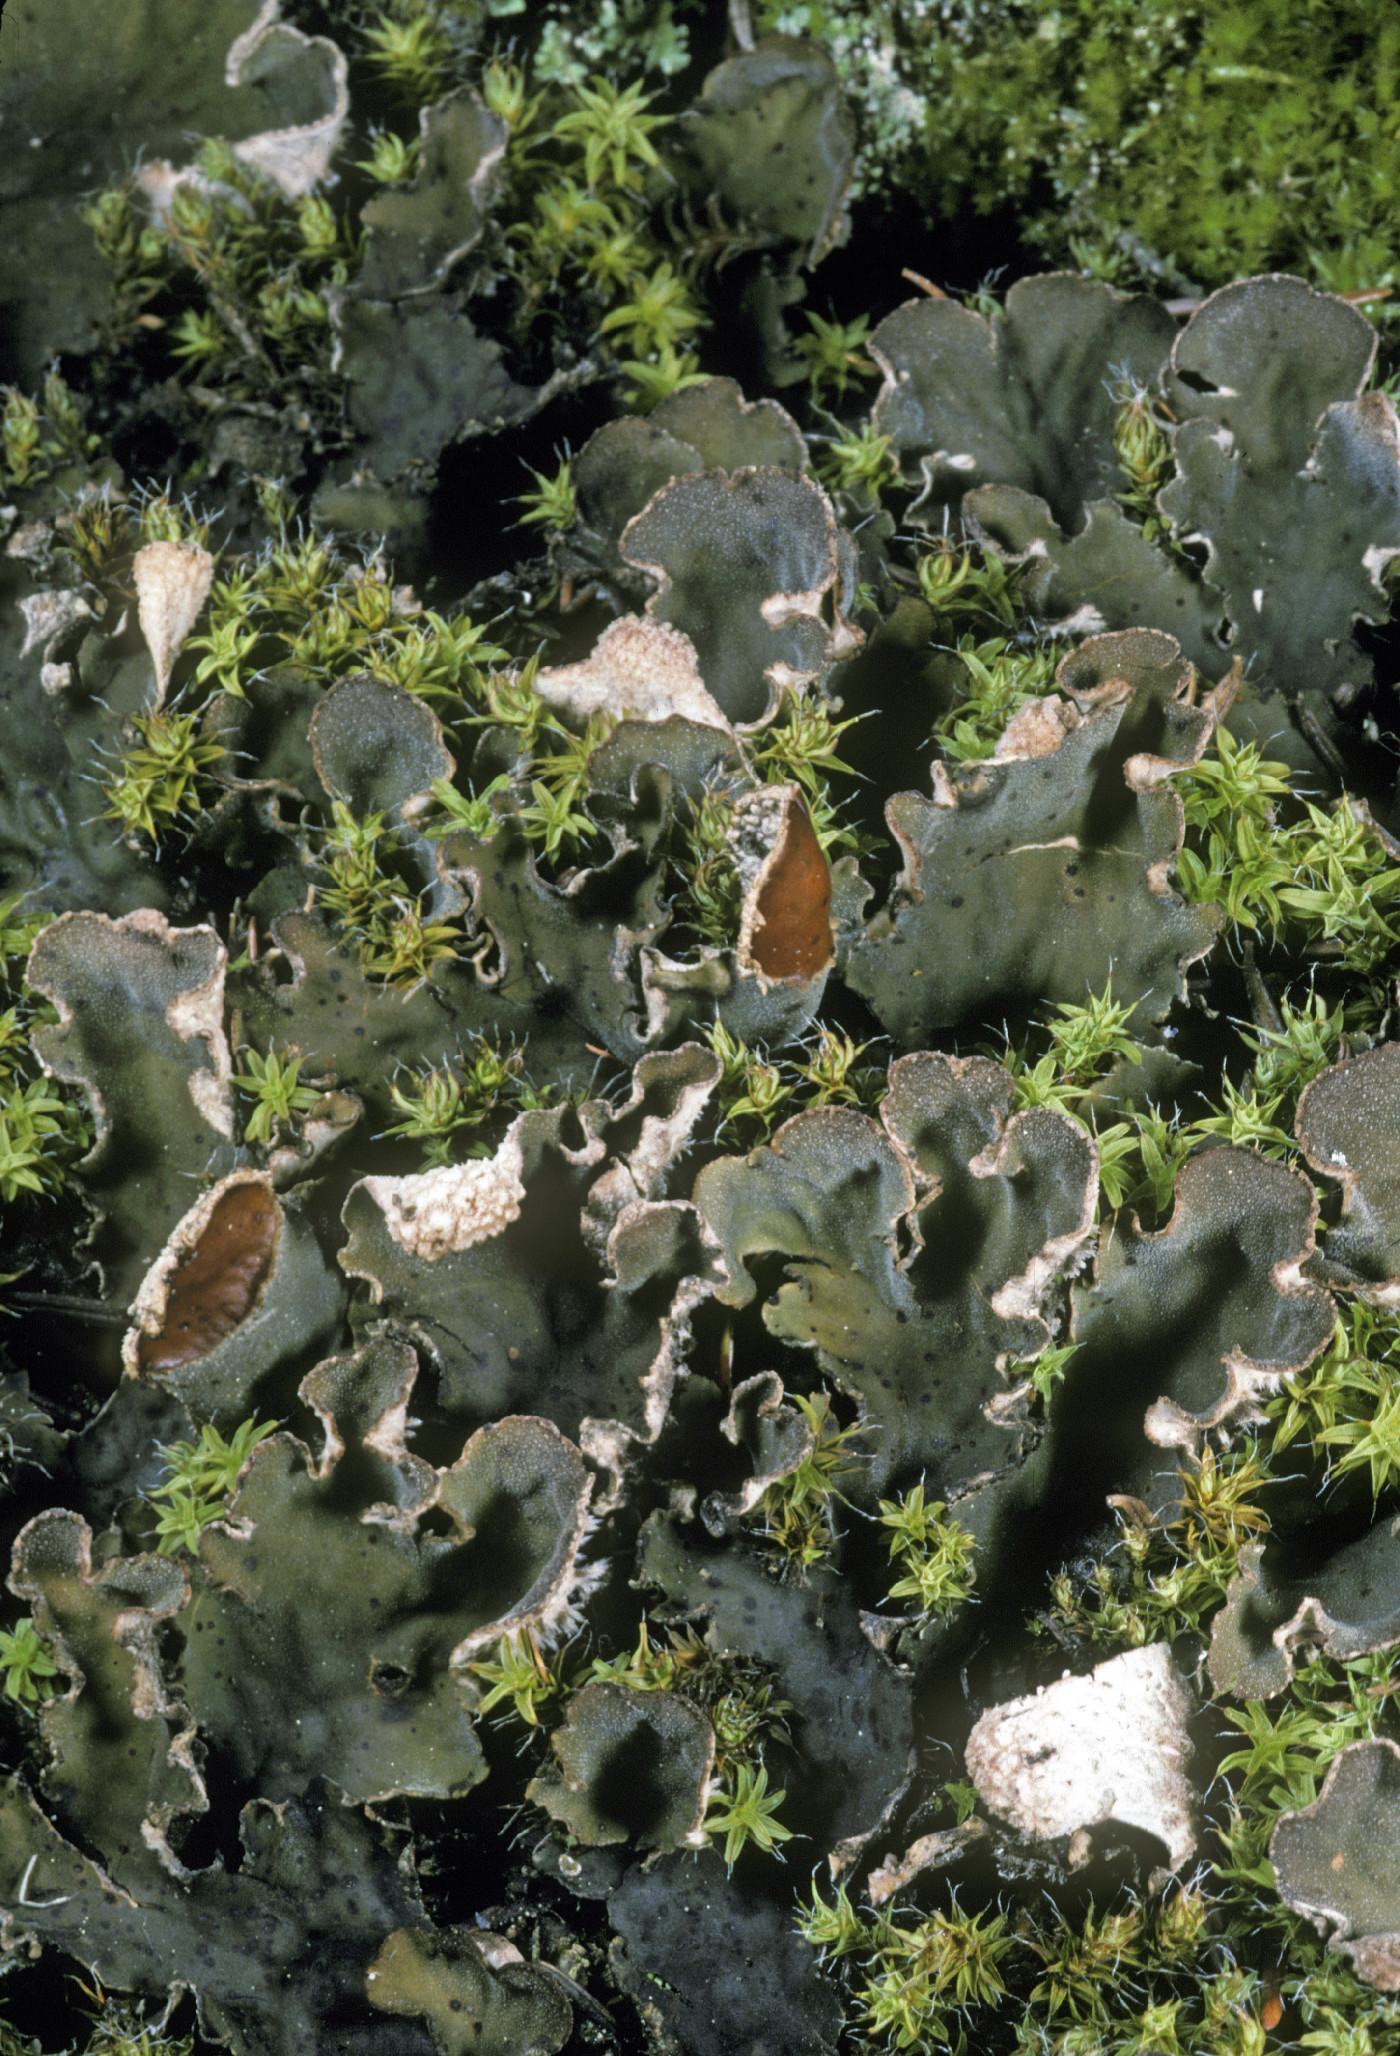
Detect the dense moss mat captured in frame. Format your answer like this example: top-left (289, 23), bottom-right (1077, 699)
top-left (758, 0), bottom-right (1400, 297)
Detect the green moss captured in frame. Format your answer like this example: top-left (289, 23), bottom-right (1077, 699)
top-left (1270, 1300), bottom-right (1400, 1504)
top-left (0, 901), bottom-right (93, 1208)
top-left (479, 53), bottom-right (710, 400)
top-left (876, 1483), bottom-right (977, 1614)
top-left (797, 1879), bottom-right (1232, 2054)
top-left (100, 711), bottom-right (226, 849)
top-left (763, 0), bottom-right (1400, 298)
top-left (379, 1040), bottom-right (530, 1165)
top-left (528, 0), bottom-right (696, 86)
top-left (86, 141), bottom-right (354, 389)
top-left (753, 1389), bottom-right (868, 1571)
top-left (144, 1418), bottom-right (281, 1556)
top-left (1035, 1445), bottom-right (1273, 1648)
top-left (0, 371), bottom-right (103, 491)
top-left (0, 1615), bottom-right (59, 1706)
top-left (1175, 746), bottom-right (1400, 977)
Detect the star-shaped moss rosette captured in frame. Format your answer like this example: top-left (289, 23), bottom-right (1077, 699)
top-left (844, 628), bottom-right (1227, 1044)
top-left (868, 272), bottom-right (1177, 532)
top-left (340, 1067), bottom-right (725, 1487)
top-left (1209, 1515), bottom-right (1400, 1701)
top-left (1270, 1739), bottom-right (1400, 1992)
top-left (8, 518), bottom-right (245, 890)
top-left (970, 276), bottom-right (1400, 786)
top-left (693, 1049), bottom-right (1097, 1508)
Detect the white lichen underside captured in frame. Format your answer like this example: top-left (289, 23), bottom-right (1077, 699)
top-left (964, 1643), bottom-right (1196, 1870)
top-left (364, 1132), bottom-right (526, 1261)
top-left (533, 615), bottom-right (732, 734)
top-left (133, 541), bottom-right (215, 704)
